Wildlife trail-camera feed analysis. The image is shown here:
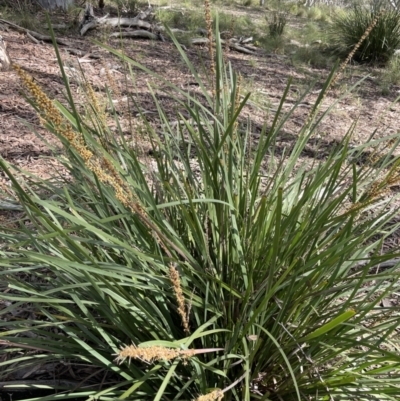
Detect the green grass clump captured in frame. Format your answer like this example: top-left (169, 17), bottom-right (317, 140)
top-left (260, 33), bottom-right (286, 53)
top-left (299, 20), bottom-right (326, 43)
top-left (1, 16), bottom-right (400, 401)
top-left (330, 1), bottom-right (400, 63)
top-left (267, 11), bottom-right (287, 37)
top-left (0, 0), bottom-right (40, 31)
top-left (291, 44), bottom-right (332, 69)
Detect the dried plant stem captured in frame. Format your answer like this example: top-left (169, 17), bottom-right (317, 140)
top-left (330, 9), bottom-right (385, 88)
top-left (233, 73), bottom-right (241, 138)
top-left (84, 80), bottom-right (108, 132)
top-left (204, 0), bottom-right (215, 94)
top-left (102, 60), bottom-right (120, 97)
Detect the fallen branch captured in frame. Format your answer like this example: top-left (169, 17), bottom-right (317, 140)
top-left (80, 6), bottom-right (153, 36)
top-left (109, 30), bottom-right (158, 40)
top-left (347, 258), bottom-right (400, 275)
top-left (64, 48), bottom-right (101, 59)
top-left (64, 47), bottom-right (85, 56)
top-left (0, 18), bottom-right (70, 46)
top-left (26, 32), bottom-right (41, 44)
top-left (239, 36), bottom-right (253, 44)
top-left (191, 37), bottom-right (211, 45)
top-left (80, 16), bottom-right (152, 36)
top-left (229, 43), bottom-right (255, 55)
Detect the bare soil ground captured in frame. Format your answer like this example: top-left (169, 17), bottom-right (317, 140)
top-left (1, 3), bottom-right (400, 213)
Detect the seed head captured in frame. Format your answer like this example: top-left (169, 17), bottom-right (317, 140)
top-left (115, 344), bottom-right (196, 365)
top-left (194, 389), bottom-right (223, 401)
top-left (169, 263), bottom-right (190, 334)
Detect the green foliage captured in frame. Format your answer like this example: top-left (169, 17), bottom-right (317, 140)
top-left (260, 32), bottom-right (286, 53)
top-left (1, 18), bottom-right (400, 401)
top-left (306, 6), bottom-right (322, 20)
top-left (296, 9), bottom-right (307, 18)
top-left (156, 8), bottom-right (187, 29)
top-left (218, 11), bottom-right (253, 36)
top-left (0, 0), bottom-right (40, 31)
top-left (330, 1), bottom-right (400, 63)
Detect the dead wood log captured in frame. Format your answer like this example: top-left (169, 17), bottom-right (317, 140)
top-left (79, 2), bottom-right (96, 32)
top-left (229, 43), bottom-right (255, 55)
top-left (26, 32), bottom-right (41, 44)
top-left (156, 26), bottom-right (191, 35)
top-left (0, 19), bottom-right (70, 46)
top-left (80, 6), bottom-right (153, 36)
top-left (191, 37), bottom-right (255, 55)
top-left (241, 44), bottom-right (258, 52)
top-left (80, 16), bottom-right (152, 36)
top-left (0, 35), bottom-right (11, 71)
top-left (109, 30), bottom-right (158, 40)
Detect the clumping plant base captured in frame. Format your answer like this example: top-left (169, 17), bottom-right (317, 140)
top-left (1, 4), bottom-right (400, 401)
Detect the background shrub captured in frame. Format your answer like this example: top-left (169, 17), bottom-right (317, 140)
top-left (268, 11), bottom-right (287, 37)
top-left (330, 0), bottom-right (400, 63)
